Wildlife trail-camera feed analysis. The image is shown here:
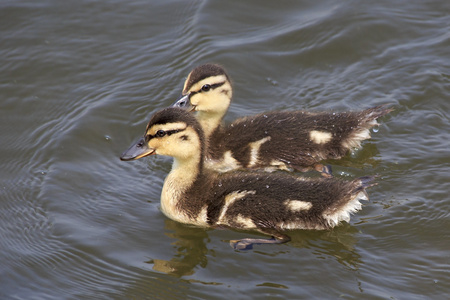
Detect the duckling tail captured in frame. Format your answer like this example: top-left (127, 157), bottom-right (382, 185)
top-left (357, 175), bottom-right (379, 190)
top-left (322, 175), bottom-right (377, 228)
top-left (362, 104), bottom-right (395, 123)
top-left (351, 175), bottom-right (377, 206)
top-left (342, 104), bottom-right (394, 149)
top-left (352, 175), bottom-right (378, 204)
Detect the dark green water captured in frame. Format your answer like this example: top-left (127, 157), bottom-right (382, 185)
top-left (1, 0), bottom-right (449, 299)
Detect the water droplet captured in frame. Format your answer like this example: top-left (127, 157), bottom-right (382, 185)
top-left (218, 181), bottom-right (223, 187)
top-left (266, 77), bottom-right (278, 86)
top-left (263, 115), bottom-right (268, 118)
top-left (372, 126), bottom-right (379, 133)
top-left (266, 185), bottom-right (270, 188)
top-left (40, 171), bottom-right (47, 175)
top-left (105, 135), bottom-right (111, 141)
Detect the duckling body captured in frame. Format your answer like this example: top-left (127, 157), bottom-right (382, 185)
top-left (207, 107), bottom-right (389, 173)
top-left (173, 64), bottom-right (393, 175)
top-left (120, 107), bottom-right (376, 249)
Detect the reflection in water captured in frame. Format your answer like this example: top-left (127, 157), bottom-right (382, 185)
top-left (284, 224), bottom-right (362, 271)
top-left (1, 0), bottom-right (449, 297)
top-left (323, 142), bottom-right (382, 171)
top-left (148, 219), bottom-right (209, 277)
top-left (148, 218), bottom-right (363, 277)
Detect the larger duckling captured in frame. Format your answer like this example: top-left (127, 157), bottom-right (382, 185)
top-left (173, 64), bottom-right (393, 175)
top-left (120, 107), bottom-right (376, 250)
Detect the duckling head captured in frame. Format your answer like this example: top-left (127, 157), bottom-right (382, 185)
top-left (120, 108), bottom-right (205, 166)
top-left (172, 64), bottom-right (232, 137)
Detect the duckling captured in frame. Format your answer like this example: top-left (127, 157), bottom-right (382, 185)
top-left (173, 64), bottom-right (393, 176)
top-left (120, 107), bottom-right (376, 250)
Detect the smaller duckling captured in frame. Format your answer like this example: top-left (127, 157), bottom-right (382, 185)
top-left (120, 107), bottom-right (377, 250)
top-left (173, 64), bottom-right (393, 176)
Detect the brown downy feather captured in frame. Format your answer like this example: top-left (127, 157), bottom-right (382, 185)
top-left (121, 107), bottom-right (379, 248)
top-left (179, 170), bottom-right (377, 231)
top-left (207, 105), bottom-right (393, 171)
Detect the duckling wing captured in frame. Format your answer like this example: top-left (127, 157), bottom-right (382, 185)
top-left (207, 106), bottom-right (392, 171)
top-left (201, 172), bottom-right (374, 231)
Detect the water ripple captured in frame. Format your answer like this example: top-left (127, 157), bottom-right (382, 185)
top-left (1, 1), bottom-right (449, 299)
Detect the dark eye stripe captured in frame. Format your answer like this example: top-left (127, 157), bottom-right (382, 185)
top-left (146, 128), bottom-right (185, 141)
top-left (196, 81), bottom-right (225, 93)
top-left (166, 129), bottom-right (184, 136)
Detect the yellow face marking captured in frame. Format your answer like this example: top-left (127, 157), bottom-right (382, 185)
top-left (284, 200), bottom-right (313, 212)
top-left (188, 77), bottom-right (232, 110)
top-left (144, 122), bottom-right (201, 163)
top-left (181, 74), bottom-right (232, 138)
top-left (310, 130), bottom-right (332, 144)
top-left (248, 136), bottom-right (271, 167)
top-left (183, 73), bottom-right (191, 92)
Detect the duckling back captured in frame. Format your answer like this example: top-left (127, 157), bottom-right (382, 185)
top-left (176, 171), bottom-right (376, 231)
top-left (206, 106), bottom-right (392, 172)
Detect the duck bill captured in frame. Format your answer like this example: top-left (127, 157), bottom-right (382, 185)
top-left (120, 137), bottom-right (155, 161)
top-left (171, 94), bottom-right (195, 111)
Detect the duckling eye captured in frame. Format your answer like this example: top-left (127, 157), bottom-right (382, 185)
top-left (201, 84), bottom-right (211, 92)
top-left (155, 130), bottom-right (166, 137)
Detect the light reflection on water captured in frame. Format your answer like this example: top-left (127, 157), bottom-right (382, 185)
top-left (1, 0), bottom-right (449, 299)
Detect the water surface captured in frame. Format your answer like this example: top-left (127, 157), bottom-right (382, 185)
top-left (1, 0), bottom-right (449, 299)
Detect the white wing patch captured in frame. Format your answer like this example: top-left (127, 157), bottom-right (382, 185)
top-left (268, 159), bottom-right (291, 171)
top-left (217, 190), bottom-right (256, 225)
top-left (235, 214), bottom-right (256, 228)
top-left (248, 136), bottom-right (271, 167)
top-left (310, 130), bottom-right (332, 144)
top-left (284, 200), bottom-right (313, 212)
top-left (205, 150), bottom-right (241, 173)
top-left (196, 205), bottom-right (208, 225)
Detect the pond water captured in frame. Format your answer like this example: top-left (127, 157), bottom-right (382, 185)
top-left (1, 0), bottom-right (449, 299)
